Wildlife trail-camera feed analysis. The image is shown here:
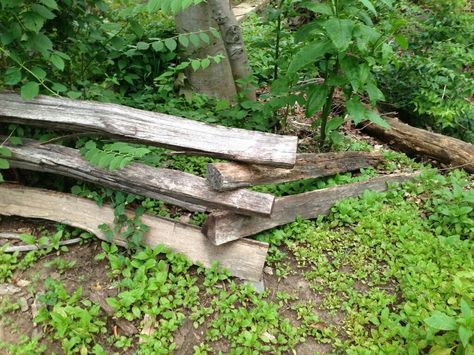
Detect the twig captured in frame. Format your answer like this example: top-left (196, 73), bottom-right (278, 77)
top-left (39, 132), bottom-right (94, 145)
top-left (0, 232), bottom-right (23, 240)
top-left (3, 237), bottom-right (82, 253)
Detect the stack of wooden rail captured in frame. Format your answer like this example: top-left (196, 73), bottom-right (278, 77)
top-left (0, 93), bottom-right (417, 281)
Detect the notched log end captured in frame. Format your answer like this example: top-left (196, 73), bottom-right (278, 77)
top-left (206, 163), bottom-right (225, 191)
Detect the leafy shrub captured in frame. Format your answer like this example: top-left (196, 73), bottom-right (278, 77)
top-left (377, 0), bottom-right (474, 142)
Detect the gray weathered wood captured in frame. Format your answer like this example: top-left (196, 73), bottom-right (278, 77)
top-left (362, 116), bottom-right (474, 173)
top-left (207, 152), bottom-right (383, 191)
top-left (203, 173), bottom-right (419, 245)
top-left (0, 184), bottom-right (268, 281)
top-left (0, 93), bottom-right (297, 167)
top-left (4, 138), bottom-right (275, 216)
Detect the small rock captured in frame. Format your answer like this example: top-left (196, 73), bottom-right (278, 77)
top-left (261, 331), bottom-right (276, 342)
top-left (263, 266), bottom-right (273, 275)
top-left (0, 284), bottom-right (21, 296)
top-left (18, 297), bottom-right (29, 312)
top-left (247, 280), bottom-right (265, 294)
top-left (16, 279), bottom-right (31, 288)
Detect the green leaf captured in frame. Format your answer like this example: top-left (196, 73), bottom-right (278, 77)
top-left (178, 35), bottom-right (189, 47)
top-left (30, 33), bottom-right (53, 54)
top-left (50, 54), bottom-right (65, 70)
top-left (365, 110), bottom-right (390, 129)
top-left (31, 4), bottom-right (56, 19)
top-left (147, 0), bottom-right (160, 12)
top-left (306, 85), bottom-right (328, 117)
top-left (164, 38), bottom-right (177, 51)
top-left (152, 41), bottom-right (164, 52)
top-left (210, 28), bottom-right (220, 38)
top-left (41, 0), bottom-right (59, 10)
top-left (23, 12), bottom-right (45, 32)
top-left (460, 299), bottom-right (471, 319)
top-left (0, 158), bottom-right (9, 169)
top-left (4, 67), bottom-right (22, 85)
top-left (191, 60), bottom-right (201, 71)
top-left (201, 58), bottom-right (211, 69)
top-left (459, 326), bottom-right (472, 348)
top-left (346, 96), bottom-right (367, 125)
top-left (323, 19), bottom-right (354, 52)
top-left (136, 41), bottom-right (149, 50)
top-left (359, 0), bottom-right (377, 16)
top-left (395, 34), bottom-right (409, 50)
top-left (340, 56), bottom-right (361, 92)
top-left (109, 156), bottom-right (124, 171)
top-left (199, 32), bottom-right (210, 44)
top-left (288, 39), bottom-right (332, 74)
top-left (21, 82), bottom-right (40, 100)
top-left (31, 66), bottom-right (47, 80)
top-left (189, 33), bottom-right (200, 47)
top-left (0, 147), bottom-right (12, 158)
top-left (425, 311), bottom-right (457, 331)
top-left (170, 0), bottom-right (181, 14)
top-left (326, 116), bottom-right (345, 134)
top-left (366, 82), bottom-right (385, 104)
top-left (302, 2), bottom-right (333, 15)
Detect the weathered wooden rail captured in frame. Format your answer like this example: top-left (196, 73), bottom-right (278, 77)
top-left (0, 184), bottom-right (268, 281)
top-left (0, 93), bottom-right (298, 167)
top-left (203, 173), bottom-right (419, 245)
top-left (3, 138), bottom-right (275, 216)
top-left (207, 152), bottom-right (383, 191)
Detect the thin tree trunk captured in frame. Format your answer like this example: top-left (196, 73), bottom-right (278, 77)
top-left (208, 0), bottom-right (256, 100)
top-left (175, 3), bottom-right (238, 100)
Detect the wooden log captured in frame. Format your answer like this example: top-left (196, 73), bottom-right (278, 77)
top-left (0, 93), bottom-right (297, 167)
top-left (203, 173), bottom-right (419, 245)
top-left (362, 116), bottom-right (474, 173)
top-left (3, 138), bottom-right (275, 216)
top-left (207, 152), bottom-right (383, 191)
top-left (0, 184), bottom-right (268, 281)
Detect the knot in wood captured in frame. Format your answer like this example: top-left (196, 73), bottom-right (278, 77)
top-left (225, 25), bottom-right (242, 44)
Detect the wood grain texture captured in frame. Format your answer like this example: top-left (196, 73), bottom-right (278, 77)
top-left (207, 152), bottom-right (383, 191)
top-left (363, 116), bottom-right (474, 173)
top-left (203, 173), bottom-right (419, 245)
top-left (0, 93), bottom-right (297, 167)
top-left (4, 138), bottom-right (275, 216)
top-left (0, 184), bottom-right (268, 281)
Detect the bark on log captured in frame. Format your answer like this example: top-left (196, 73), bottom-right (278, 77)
top-left (207, 152), bottom-right (383, 191)
top-left (0, 93), bottom-right (297, 167)
top-left (175, 2), bottom-right (238, 100)
top-left (0, 184), bottom-right (268, 281)
top-left (3, 138), bottom-right (275, 216)
top-left (208, 0), bottom-right (256, 100)
top-left (362, 117), bottom-right (474, 173)
top-left (203, 172), bottom-right (419, 245)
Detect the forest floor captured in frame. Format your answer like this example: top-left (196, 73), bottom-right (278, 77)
top-left (1, 124), bottom-right (472, 354)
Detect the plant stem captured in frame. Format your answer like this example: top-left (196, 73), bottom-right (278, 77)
top-left (273, 0), bottom-right (285, 80)
top-left (319, 86), bottom-right (335, 147)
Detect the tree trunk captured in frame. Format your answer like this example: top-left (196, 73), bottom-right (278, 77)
top-left (175, 2), bottom-right (238, 100)
top-left (208, 0), bottom-right (256, 101)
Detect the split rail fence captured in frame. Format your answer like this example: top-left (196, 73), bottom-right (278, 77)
top-left (0, 93), bottom-right (418, 281)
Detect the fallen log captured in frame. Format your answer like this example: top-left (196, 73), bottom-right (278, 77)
top-left (207, 151), bottom-right (383, 191)
top-left (0, 184), bottom-right (268, 281)
top-left (203, 172), bottom-right (419, 245)
top-left (0, 93), bottom-right (297, 167)
top-left (362, 116), bottom-right (474, 173)
top-left (3, 138), bottom-right (275, 216)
